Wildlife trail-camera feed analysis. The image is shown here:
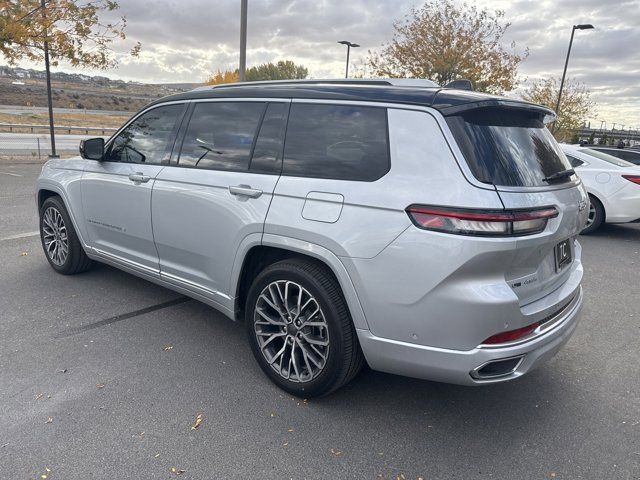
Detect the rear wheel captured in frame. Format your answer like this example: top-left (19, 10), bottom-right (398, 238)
top-left (581, 194), bottom-right (604, 234)
top-left (39, 196), bottom-right (93, 274)
top-left (245, 258), bottom-right (364, 397)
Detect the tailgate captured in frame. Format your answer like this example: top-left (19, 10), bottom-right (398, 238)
top-left (497, 182), bottom-right (588, 305)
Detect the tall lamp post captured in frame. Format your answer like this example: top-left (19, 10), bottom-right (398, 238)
top-left (239, 0), bottom-right (248, 82)
top-left (337, 40), bottom-right (359, 78)
top-left (553, 24), bottom-right (594, 133)
top-left (40, 0), bottom-right (57, 157)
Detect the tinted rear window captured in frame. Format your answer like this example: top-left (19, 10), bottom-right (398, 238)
top-left (283, 104), bottom-right (390, 181)
top-left (578, 148), bottom-right (635, 167)
top-left (446, 108), bottom-right (572, 187)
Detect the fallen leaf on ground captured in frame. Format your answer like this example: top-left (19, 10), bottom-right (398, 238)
top-left (154, 453), bottom-right (160, 458)
top-left (283, 442), bottom-right (289, 447)
top-left (170, 467), bottom-right (186, 475)
top-left (287, 428), bottom-right (294, 432)
top-left (96, 383), bottom-right (105, 389)
top-left (191, 413), bottom-right (203, 430)
top-left (20, 252), bottom-right (28, 256)
top-left (330, 448), bottom-right (342, 457)
top-left (45, 417), bottom-right (53, 424)
top-left (163, 345), bottom-right (173, 351)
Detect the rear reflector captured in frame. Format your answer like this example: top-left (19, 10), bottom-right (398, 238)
top-left (482, 322), bottom-right (541, 345)
top-left (406, 205), bottom-right (558, 236)
top-left (622, 175), bottom-right (640, 185)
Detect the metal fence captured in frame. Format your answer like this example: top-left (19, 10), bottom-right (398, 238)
top-left (0, 123), bottom-right (115, 159)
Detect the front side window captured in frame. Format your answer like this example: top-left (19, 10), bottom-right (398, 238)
top-left (178, 102), bottom-right (266, 171)
top-left (106, 104), bottom-right (183, 164)
top-left (446, 108), bottom-right (573, 187)
top-left (283, 104), bottom-right (390, 181)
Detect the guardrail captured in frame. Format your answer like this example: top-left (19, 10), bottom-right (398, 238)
top-left (0, 123), bottom-right (117, 135)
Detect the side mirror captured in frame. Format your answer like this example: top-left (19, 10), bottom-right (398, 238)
top-left (80, 138), bottom-right (105, 160)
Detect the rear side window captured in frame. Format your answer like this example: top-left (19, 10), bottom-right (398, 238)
top-left (283, 104), bottom-right (390, 181)
top-left (566, 155), bottom-right (585, 168)
top-left (178, 102), bottom-right (265, 171)
top-left (446, 108), bottom-right (572, 187)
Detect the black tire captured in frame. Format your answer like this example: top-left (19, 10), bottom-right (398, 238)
top-left (245, 258), bottom-right (364, 397)
top-left (581, 194), bottom-right (605, 234)
top-left (39, 196), bottom-right (93, 274)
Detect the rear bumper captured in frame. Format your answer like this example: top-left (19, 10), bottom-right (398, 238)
top-left (357, 285), bottom-right (583, 385)
top-left (603, 182), bottom-right (640, 223)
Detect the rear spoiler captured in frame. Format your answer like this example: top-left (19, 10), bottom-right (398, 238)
top-left (438, 99), bottom-right (556, 124)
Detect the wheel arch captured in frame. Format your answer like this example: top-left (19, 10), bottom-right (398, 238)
top-left (231, 234), bottom-right (369, 331)
top-left (36, 183), bottom-right (90, 249)
top-left (587, 191), bottom-right (606, 222)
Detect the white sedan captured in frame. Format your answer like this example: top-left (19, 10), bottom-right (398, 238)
top-left (561, 144), bottom-right (640, 233)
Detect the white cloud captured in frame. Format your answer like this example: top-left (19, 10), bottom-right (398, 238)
top-left (4, 0), bottom-right (639, 126)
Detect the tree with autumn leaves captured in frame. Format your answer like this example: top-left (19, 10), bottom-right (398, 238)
top-left (523, 77), bottom-right (596, 141)
top-left (206, 60), bottom-right (308, 85)
top-left (364, 0), bottom-right (527, 94)
top-left (0, 0), bottom-right (140, 69)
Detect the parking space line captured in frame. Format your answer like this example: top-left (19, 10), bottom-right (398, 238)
top-left (55, 297), bottom-right (191, 338)
top-left (0, 231), bottom-right (39, 242)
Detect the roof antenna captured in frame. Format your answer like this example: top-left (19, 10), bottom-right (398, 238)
top-left (444, 79), bottom-right (473, 91)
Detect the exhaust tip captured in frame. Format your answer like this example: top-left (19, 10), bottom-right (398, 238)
top-left (470, 355), bottom-right (524, 380)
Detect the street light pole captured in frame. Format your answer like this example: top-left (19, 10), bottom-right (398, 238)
top-left (239, 0), bottom-right (248, 82)
top-left (41, 0), bottom-right (57, 157)
top-left (337, 40), bottom-right (360, 78)
top-left (553, 24), bottom-right (594, 134)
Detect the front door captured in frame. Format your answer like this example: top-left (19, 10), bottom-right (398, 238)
top-left (81, 103), bottom-right (185, 271)
top-left (151, 100), bottom-right (288, 301)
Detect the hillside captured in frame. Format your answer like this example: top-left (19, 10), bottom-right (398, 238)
top-left (0, 66), bottom-right (202, 112)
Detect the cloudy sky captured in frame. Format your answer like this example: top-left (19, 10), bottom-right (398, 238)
top-left (10, 0), bottom-right (640, 128)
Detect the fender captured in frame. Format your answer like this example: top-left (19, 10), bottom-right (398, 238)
top-left (36, 178), bottom-right (91, 251)
top-left (240, 233), bottom-right (370, 331)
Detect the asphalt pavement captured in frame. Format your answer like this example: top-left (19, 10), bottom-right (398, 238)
top-left (0, 162), bottom-right (639, 479)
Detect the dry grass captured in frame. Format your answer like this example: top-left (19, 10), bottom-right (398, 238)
top-left (0, 111), bottom-right (130, 129)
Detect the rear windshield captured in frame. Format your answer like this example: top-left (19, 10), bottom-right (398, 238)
top-left (579, 148), bottom-right (635, 167)
top-left (446, 108), bottom-right (572, 187)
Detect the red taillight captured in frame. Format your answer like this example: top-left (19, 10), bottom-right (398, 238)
top-left (482, 322), bottom-right (541, 345)
top-left (405, 205), bottom-right (558, 236)
top-left (622, 175), bottom-right (640, 185)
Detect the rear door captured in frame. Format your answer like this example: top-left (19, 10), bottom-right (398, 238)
top-left (445, 107), bottom-right (589, 304)
top-left (81, 103), bottom-right (185, 271)
top-left (151, 100), bottom-right (288, 302)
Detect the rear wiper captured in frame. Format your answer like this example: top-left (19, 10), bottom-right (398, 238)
top-left (542, 169), bottom-right (575, 183)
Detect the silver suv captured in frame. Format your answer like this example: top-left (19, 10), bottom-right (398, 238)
top-left (36, 79), bottom-right (588, 396)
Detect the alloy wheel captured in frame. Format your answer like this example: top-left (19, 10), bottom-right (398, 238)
top-left (586, 202), bottom-right (596, 227)
top-left (42, 206), bottom-right (69, 266)
top-left (253, 280), bottom-right (329, 383)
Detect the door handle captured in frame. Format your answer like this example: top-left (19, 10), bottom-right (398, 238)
top-left (229, 185), bottom-right (263, 198)
top-left (129, 172), bottom-right (151, 183)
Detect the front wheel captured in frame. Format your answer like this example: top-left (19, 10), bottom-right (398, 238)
top-left (39, 196), bottom-right (93, 274)
top-left (245, 258), bottom-right (364, 397)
